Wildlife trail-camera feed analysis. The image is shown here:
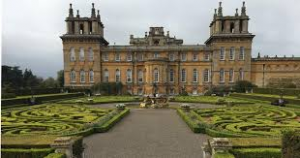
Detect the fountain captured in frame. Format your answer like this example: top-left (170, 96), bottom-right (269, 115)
top-left (140, 94), bottom-right (169, 108)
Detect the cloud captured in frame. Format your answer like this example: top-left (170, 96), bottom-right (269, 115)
top-left (2, 0), bottom-right (300, 78)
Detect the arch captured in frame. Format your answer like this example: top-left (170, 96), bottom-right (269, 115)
top-left (70, 70), bottom-right (76, 83)
top-left (115, 69), bottom-right (121, 82)
top-left (126, 69), bottom-right (132, 83)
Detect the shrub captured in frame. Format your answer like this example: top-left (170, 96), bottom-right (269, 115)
top-left (282, 130), bottom-right (300, 158)
top-left (231, 148), bottom-right (281, 158)
top-left (2, 93), bottom-right (16, 99)
top-left (253, 87), bottom-right (300, 96)
top-left (234, 80), bottom-right (256, 93)
top-left (44, 153), bottom-right (66, 158)
top-left (1, 148), bottom-right (54, 158)
top-left (176, 109), bottom-right (202, 133)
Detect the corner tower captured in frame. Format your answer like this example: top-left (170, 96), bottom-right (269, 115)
top-left (205, 2), bottom-right (255, 86)
top-left (61, 3), bottom-right (108, 88)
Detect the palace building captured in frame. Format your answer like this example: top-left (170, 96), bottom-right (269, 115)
top-left (61, 2), bottom-right (300, 95)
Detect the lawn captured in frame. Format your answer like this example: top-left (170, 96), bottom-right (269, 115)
top-left (58, 95), bottom-right (139, 104)
top-left (178, 104), bottom-right (300, 137)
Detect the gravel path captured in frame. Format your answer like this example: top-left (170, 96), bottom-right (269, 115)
top-left (83, 109), bottom-right (210, 158)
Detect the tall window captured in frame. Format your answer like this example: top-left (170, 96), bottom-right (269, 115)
top-left (115, 69), bottom-right (121, 82)
top-left (169, 53), bottom-right (174, 61)
top-left (239, 47), bottom-right (245, 60)
top-left (204, 52), bottom-right (210, 61)
top-left (181, 69), bottom-right (186, 82)
top-left (80, 70), bottom-right (85, 83)
top-left (126, 69), bottom-right (132, 83)
top-left (219, 69), bottom-right (225, 82)
top-left (89, 70), bottom-right (94, 83)
top-left (127, 53), bottom-right (132, 61)
top-left (70, 70), bottom-right (76, 83)
top-left (239, 68), bottom-right (244, 80)
top-left (229, 47), bottom-right (235, 60)
top-left (115, 52), bottom-right (121, 61)
top-left (137, 53), bottom-right (143, 61)
top-left (229, 69), bottom-right (234, 82)
top-left (204, 69), bottom-right (210, 82)
top-left (88, 48), bottom-right (94, 61)
top-left (220, 47), bottom-right (225, 60)
top-left (193, 69), bottom-right (198, 82)
top-left (154, 52), bottom-right (160, 58)
top-left (103, 69), bottom-right (109, 82)
top-left (169, 69), bottom-right (174, 82)
top-left (154, 68), bottom-right (159, 83)
top-left (193, 53), bottom-right (198, 61)
top-left (79, 47), bottom-right (85, 61)
top-left (103, 52), bottom-right (109, 61)
top-left (70, 47), bottom-right (76, 61)
top-left (138, 69), bottom-right (143, 83)
top-left (181, 53), bottom-right (187, 61)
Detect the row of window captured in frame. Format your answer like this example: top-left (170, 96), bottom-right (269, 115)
top-left (70, 70), bottom-right (94, 83)
top-left (219, 68), bottom-right (244, 82)
top-left (220, 46), bottom-right (245, 60)
top-left (69, 47), bottom-right (94, 62)
top-left (102, 52), bottom-right (211, 62)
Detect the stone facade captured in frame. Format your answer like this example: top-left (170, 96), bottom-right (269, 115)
top-left (61, 2), bottom-right (300, 95)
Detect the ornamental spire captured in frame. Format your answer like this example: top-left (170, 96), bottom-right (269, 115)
top-left (241, 1), bottom-right (247, 16)
top-left (218, 2), bottom-right (223, 16)
top-left (91, 3), bottom-right (96, 18)
top-left (69, 3), bottom-right (74, 18)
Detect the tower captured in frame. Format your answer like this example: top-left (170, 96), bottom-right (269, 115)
top-left (61, 3), bottom-right (108, 88)
top-left (205, 2), bottom-right (255, 86)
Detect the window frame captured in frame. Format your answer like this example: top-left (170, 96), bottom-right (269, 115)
top-left (220, 47), bottom-right (225, 60)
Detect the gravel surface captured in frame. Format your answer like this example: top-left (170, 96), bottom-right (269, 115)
top-left (83, 109), bottom-right (210, 158)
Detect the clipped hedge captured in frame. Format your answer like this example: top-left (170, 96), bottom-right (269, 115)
top-left (177, 109), bottom-right (202, 133)
top-left (1, 148), bottom-right (54, 158)
top-left (230, 93), bottom-right (300, 105)
top-left (44, 153), bottom-right (66, 158)
top-left (253, 87), bottom-right (300, 96)
top-left (12, 88), bottom-right (62, 96)
top-left (231, 148), bottom-right (281, 158)
top-left (1, 93), bottom-right (84, 106)
top-left (282, 130), bottom-right (300, 158)
top-left (95, 108), bottom-right (130, 133)
top-left (2, 93), bottom-right (16, 99)
top-left (214, 152), bottom-right (235, 158)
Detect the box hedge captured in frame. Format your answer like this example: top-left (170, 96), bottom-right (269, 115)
top-left (230, 148), bottom-right (281, 158)
top-left (1, 148), bottom-right (54, 158)
top-left (253, 87), bottom-right (300, 96)
top-left (282, 130), bottom-right (300, 158)
top-left (44, 153), bottom-right (66, 158)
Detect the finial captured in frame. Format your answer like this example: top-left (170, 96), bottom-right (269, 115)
top-left (219, 2), bottom-right (222, 7)
top-left (241, 1), bottom-right (246, 16)
top-left (91, 3), bottom-right (96, 18)
top-left (257, 52), bottom-right (261, 58)
top-left (69, 3), bottom-right (74, 18)
top-left (218, 2), bottom-right (223, 16)
top-left (92, 3), bottom-right (95, 8)
top-left (76, 10), bottom-right (80, 18)
top-left (97, 10), bottom-right (101, 20)
top-left (214, 9), bottom-right (217, 14)
top-left (243, 1), bottom-right (245, 7)
top-left (70, 3), bottom-right (72, 8)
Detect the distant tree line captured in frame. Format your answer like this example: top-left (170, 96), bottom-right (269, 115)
top-left (2, 65), bottom-right (64, 96)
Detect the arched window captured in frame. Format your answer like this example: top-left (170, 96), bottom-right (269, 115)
top-left (89, 70), bottom-right (94, 83)
top-left (103, 69), bottom-right (109, 82)
top-left (154, 68), bottom-right (159, 83)
top-left (79, 47), bottom-right (85, 61)
top-left (239, 68), bottom-right (244, 80)
top-left (169, 69), bottom-right (174, 82)
top-left (80, 70), bottom-right (85, 83)
top-left (193, 69), bottom-right (198, 82)
top-left (70, 47), bottom-right (76, 61)
top-left (88, 48), bottom-right (93, 61)
top-left (126, 69), bottom-right (132, 83)
top-left (204, 69), bottom-right (210, 82)
top-left (229, 47), bottom-right (235, 60)
top-left (239, 47), bottom-right (245, 60)
top-left (115, 69), bottom-right (121, 82)
top-left (229, 69), bottom-right (234, 82)
top-left (138, 69), bottom-right (143, 83)
top-left (220, 68), bottom-right (225, 82)
top-left (70, 70), bottom-right (76, 83)
top-left (181, 69), bottom-right (186, 82)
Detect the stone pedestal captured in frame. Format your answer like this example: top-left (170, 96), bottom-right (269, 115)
top-left (51, 137), bottom-right (74, 158)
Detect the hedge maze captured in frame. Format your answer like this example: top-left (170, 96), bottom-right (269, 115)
top-left (1, 104), bottom-right (112, 136)
top-left (180, 105), bottom-right (300, 137)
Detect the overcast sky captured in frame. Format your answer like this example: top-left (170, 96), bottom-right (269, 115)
top-left (2, 0), bottom-right (300, 78)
